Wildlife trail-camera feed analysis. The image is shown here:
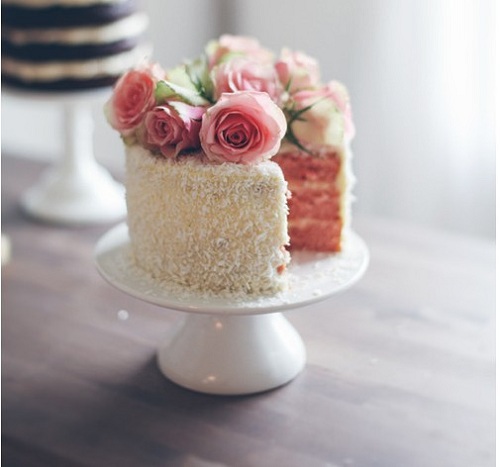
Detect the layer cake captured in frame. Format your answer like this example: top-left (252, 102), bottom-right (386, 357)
top-left (104, 35), bottom-right (356, 297)
top-left (1, 0), bottom-right (149, 90)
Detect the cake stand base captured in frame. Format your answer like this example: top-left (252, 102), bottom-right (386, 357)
top-left (6, 87), bottom-right (126, 224)
top-left (158, 313), bottom-right (306, 395)
top-left (21, 160), bottom-right (125, 225)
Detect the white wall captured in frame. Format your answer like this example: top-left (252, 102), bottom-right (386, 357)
top-left (2, 0), bottom-right (495, 238)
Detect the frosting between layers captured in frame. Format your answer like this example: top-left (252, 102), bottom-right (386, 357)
top-left (337, 142), bottom-right (356, 240)
top-left (2, 13), bottom-right (148, 45)
top-left (125, 145), bottom-right (290, 296)
top-left (1, 44), bottom-right (151, 81)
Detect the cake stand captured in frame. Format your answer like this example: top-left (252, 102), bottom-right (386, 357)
top-left (5, 87), bottom-right (126, 224)
top-left (95, 223), bottom-right (369, 395)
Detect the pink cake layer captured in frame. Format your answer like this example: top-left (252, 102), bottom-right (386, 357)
top-left (274, 149), bottom-right (343, 252)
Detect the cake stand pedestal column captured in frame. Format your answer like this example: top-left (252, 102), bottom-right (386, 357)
top-left (7, 88), bottom-right (126, 224)
top-left (158, 313), bottom-right (306, 395)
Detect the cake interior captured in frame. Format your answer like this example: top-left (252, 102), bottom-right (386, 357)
top-left (274, 147), bottom-right (347, 252)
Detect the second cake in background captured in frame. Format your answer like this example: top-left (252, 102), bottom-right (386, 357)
top-left (1, 0), bottom-right (150, 91)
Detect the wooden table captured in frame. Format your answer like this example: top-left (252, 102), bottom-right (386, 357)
top-left (2, 156), bottom-right (495, 467)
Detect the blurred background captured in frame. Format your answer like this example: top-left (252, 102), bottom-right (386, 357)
top-left (1, 0), bottom-right (495, 238)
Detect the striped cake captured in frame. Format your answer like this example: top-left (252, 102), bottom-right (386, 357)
top-left (1, 0), bottom-right (150, 90)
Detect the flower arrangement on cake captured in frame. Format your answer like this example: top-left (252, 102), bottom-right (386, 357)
top-left (104, 35), bottom-right (356, 296)
top-left (105, 34), bottom-right (354, 165)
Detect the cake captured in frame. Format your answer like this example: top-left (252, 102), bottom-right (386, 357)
top-left (126, 145), bottom-right (289, 295)
top-left (104, 35), bottom-right (355, 296)
top-left (1, 0), bottom-right (150, 91)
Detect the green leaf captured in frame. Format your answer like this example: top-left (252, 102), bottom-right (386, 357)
top-left (185, 55), bottom-right (215, 103)
top-left (288, 100), bottom-right (321, 123)
top-left (155, 80), bottom-right (177, 101)
top-left (285, 126), bottom-right (312, 154)
top-left (166, 65), bottom-right (198, 91)
top-left (155, 80), bottom-right (210, 107)
top-left (121, 133), bottom-right (137, 146)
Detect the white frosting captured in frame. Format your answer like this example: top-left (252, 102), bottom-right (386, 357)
top-left (125, 146), bottom-right (290, 296)
top-left (2, 13), bottom-right (148, 45)
top-left (338, 141), bottom-right (356, 245)
top-left (2, 0), bottom-right (126, 7)
top-left (1, 43), bottom-right (151, 81)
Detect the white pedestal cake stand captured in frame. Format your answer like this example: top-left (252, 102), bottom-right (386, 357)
top-left (5, 87), bottom-right (126, 224)
top-left (95, 223), bottom-right (369, 395)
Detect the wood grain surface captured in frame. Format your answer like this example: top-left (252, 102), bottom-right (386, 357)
top-left (1, 156), bottom-right (495, 467)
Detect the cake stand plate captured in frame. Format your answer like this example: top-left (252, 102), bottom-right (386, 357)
top-left (95, 223), bottom-right (369, 395)
top-left (5, 87), bottom-right (126, 224)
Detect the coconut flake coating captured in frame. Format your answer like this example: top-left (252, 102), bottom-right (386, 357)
top-left (125, 145), bottom-right (290, 296)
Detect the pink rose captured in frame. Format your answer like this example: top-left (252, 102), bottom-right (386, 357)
top-left (141, 102), bottom-right (205, 158)
top-left (212, 58), bottom-right (283, 103)
top-left (105, 65), bottom-right (161, 135)
top-left (290, 86), bottom-right (344, 149)
top-left (324, 80), bottom-right (355, 140)
top-left (206, 34), bottom-right (274, 69)
top-left (275, 48), bottom-right (321, 93)
top-left (200, 91), bottom-right (287, 165)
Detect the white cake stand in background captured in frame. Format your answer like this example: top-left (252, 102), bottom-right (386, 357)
top-left (95, 223), bottom-right (369, 395)
top-left (5, 87), bottom-right (126, 224)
